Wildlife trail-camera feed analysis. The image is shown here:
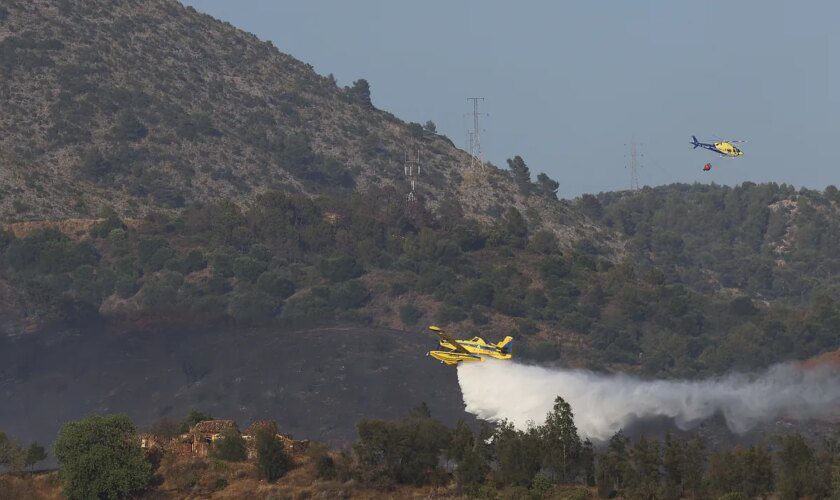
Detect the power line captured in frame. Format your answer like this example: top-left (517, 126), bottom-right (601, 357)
top-left (404, 149), bottom-right (420, 205)
top-left (624, 141), bottom-right (643, 191)
top-left (465, 97), bottom-right (485, 168)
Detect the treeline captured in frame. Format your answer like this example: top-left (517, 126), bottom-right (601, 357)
top-left (342, 399), bottom-right (840, 499)
top-left (1, 184), bottom-right (839, 376)
top-left (0, 431), bottom-right (46, 473)
top-left (4, 404), bottom-right (839, 499)
top-left (585, 182), bottom-right (840, 302)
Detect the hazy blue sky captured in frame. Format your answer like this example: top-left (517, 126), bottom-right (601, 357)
top-left (184, 1), bottom-right (839, 197)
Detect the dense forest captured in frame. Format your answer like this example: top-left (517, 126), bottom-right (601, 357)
top-left (585, 183), bottom-right (840, 302)
top-left (2, 180), bottom-right (839, 377)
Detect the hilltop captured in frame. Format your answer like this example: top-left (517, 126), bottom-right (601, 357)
top-left (0, 0), bottom-right (607, 249)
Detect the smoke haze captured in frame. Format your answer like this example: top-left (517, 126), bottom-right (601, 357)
top-left (457, 361), bottom-right (840, 441)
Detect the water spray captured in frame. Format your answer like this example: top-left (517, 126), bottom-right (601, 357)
top-left (457, 360), bottom-right (840, 441)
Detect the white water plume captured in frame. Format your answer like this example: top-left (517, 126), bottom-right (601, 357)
top-left (457, 360), bottom-right (840, 441)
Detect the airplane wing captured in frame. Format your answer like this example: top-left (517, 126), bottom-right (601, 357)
top-left (428, 326), bottom-right (471, 355)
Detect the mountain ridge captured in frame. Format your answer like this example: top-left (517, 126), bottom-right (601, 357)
top-left (0, 0), bottom-right (615, 254)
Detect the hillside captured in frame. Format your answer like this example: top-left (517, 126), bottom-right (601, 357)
top-left (0, 1), bottom-right (838, 380)
top-left (584, 183), bottom-right (840, 302)
top-left (0, 0), bottom-right (607, 249)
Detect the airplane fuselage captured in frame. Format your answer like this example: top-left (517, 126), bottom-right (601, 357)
top-left (425, 326), bottom-right (514, 366)
top-left (437, 339), bottom-right (512, 360)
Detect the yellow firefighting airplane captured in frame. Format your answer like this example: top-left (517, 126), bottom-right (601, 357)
top-left (425, 326), bottom-right (513, 365)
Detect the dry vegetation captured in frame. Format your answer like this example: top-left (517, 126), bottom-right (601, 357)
top-left (0, 0), bottom-right (612, 255)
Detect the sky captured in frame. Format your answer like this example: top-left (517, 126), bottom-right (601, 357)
top-left (184, 1), bottom-right (840, 197)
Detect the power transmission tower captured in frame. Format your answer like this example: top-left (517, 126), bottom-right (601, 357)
top-left (465, 97), bottom-right (485, 168)
top-left (404, 149), bottom-right (421, 204)
top-left (625, 141), bottom-right (643, 191)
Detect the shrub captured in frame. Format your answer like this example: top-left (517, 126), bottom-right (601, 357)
top-left (462, 280), bottom-right (494, 307)
top-left (178, 409), bottom-right (213, 433)
top-left (112, 110), bottom-right (148, 141)
top-left (528, 230), bottom-right (558, 254)
top-left (316, 455), bottom-right (337, 480)
top-left (233, 256), bottom-right (268, 283)
top-left (212, 428), bottom-right (247, 462)
top-left (255, 428), bottom-right (292, 482)
top-left (77, 149), bottom-right (114, 179)
top-left (400, 304), bottom-right (422, 326)
top-left (282, 292), bottom-right (333, 322)
top-left (437, 305), bottom-right (468, 324)
top-left (257, 270), bottom-right (296, 298)
top-left (389, 282), bottom-right (410, 297)
top-left (319, 256), bottom-right (363, 282)
top-left (529, 472), bottom-right (553, 498)
top-left (229, 288), bottom-right (276, 323)
top-left (330, 280), bottom-right (370, 310)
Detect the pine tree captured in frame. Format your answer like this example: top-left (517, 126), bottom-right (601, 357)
top-left (507, 156), bottom-right (532, 194)
top-left (662, 433), bottom-right (684, 499)
top-left (596, 430), bottom-right (631, 497)
top-left (628, 436), bottom-right (662, 500)
top-left (776, 433), bottom-right (828, 500)
top-left (448, 420), bottom-right (474, 462)
top-left (536, 172), bottom-right (560, 199)
top-left (540, 396), bottom-right (581, 482)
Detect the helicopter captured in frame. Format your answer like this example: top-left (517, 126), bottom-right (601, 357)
top-left (691, 136), bottom-right (745, 157)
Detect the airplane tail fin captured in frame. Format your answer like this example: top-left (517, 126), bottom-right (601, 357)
top-left (497, 336), bottom-right (514, 355)
top-left (691, 135), bottom-right (699, 148)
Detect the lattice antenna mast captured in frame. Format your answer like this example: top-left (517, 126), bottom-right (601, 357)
top-left (625, 141), bottom-right (643, 191)
top-left (465, 97), bottom-right (485, 168)
top-left (404, 149), bottom-right (421, 203)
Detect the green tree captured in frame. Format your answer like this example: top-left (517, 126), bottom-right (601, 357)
top-left (493, 421), bottom-right (542, 487)
top-left (776, 433), bottom-right (828, 500)
top-left (399, 304), bottom-right (422, 325)
top-left (229, 288), bottom-right (277, 323)
top-left (448, 420), bottom-right (475, 463)
top-left (498, 207), bottom-right (529, 248)
top-left (628, 436), bottom-right (661, 499)
top-left (347, 79), bottom-right (372, 107)
top-left (0, 431), bottom-right (26, 473)
top-left (233, 256), bottom-right (267, 283)
top-left (707, 445), bottom-right (773, 499)
top-left (529, 471), bottom-right (553, 498)
top-left (457, 444), bottom-right (489, 488)
top-left (213, 428), bottom-right (247, 462)
top-left (319, 256), bottom-right (364, 282)
top-left (178, 409), bottom-right (213, 433)
top-left (540, 396), bottom-right (581, 482)
top-left (536, 172), bottom-right (560, 199)
top-left (54, 414), bottom-right (152, 500)
top-left (256, 270), bottom-right (296, 298)
top-left (507, 156), bottom-right (532, 194)
top-left (423, 120), bottom-right (437, 134)
top-left (529, 230), bottom-right (558, 254)
top-left (354, 410), bottom-right (450, 486)
top-left (255, 428), bottom-right (292, 482)
top-left (24, 442), bottom-right (47, 470)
